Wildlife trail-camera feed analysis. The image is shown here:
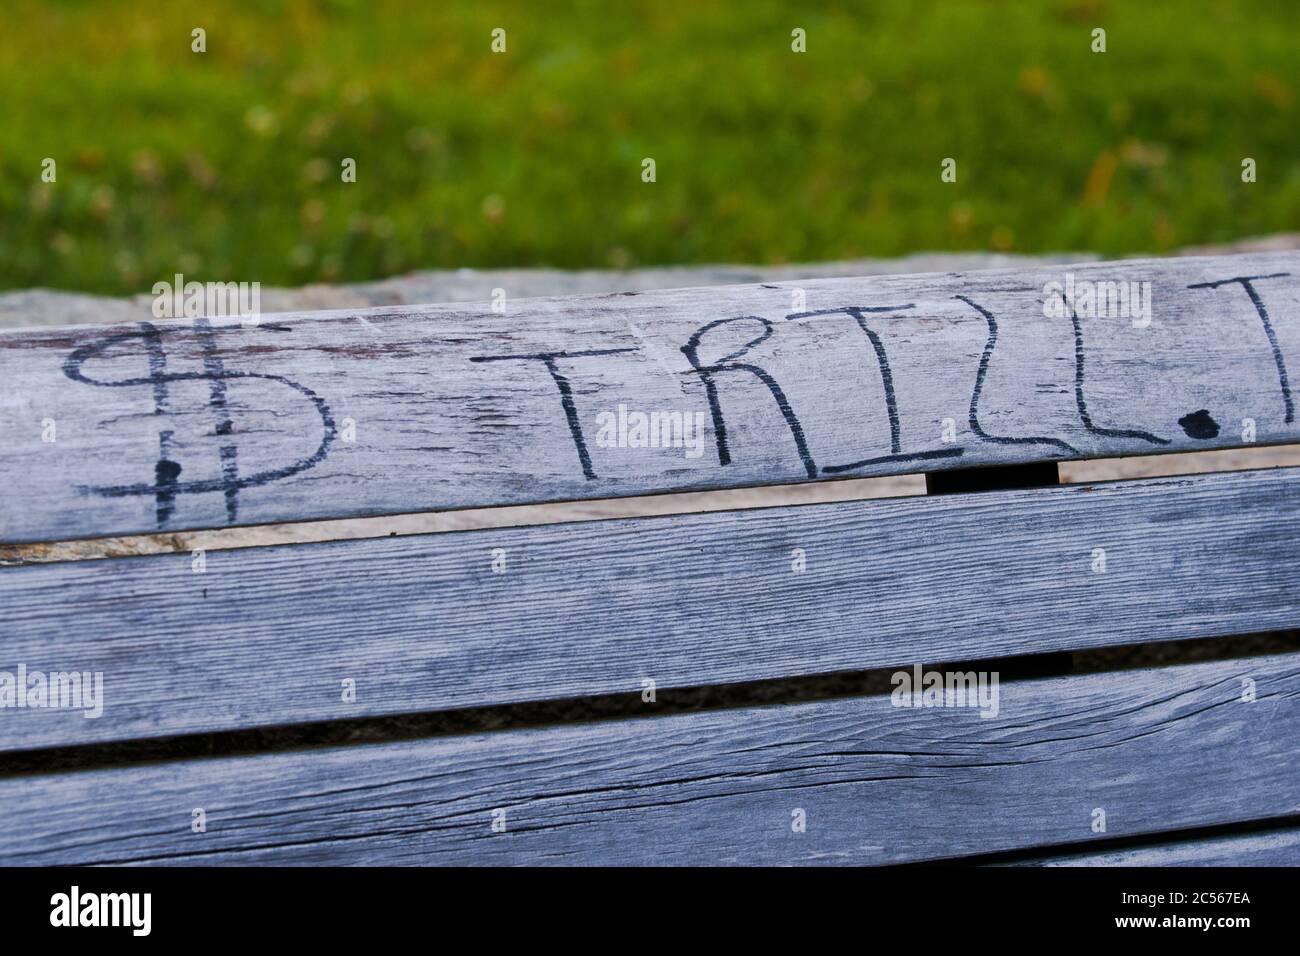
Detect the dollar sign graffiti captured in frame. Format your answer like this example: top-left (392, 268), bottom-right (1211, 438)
top-left (63, 318), bottom-right (336, 529)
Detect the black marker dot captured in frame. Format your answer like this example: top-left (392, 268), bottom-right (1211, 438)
top-left (1178, 409), bottom-right (1219, 440)
top-left (155, 459), bottom-right (182, 483)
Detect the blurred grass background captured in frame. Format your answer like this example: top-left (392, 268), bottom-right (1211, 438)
top-left (0, 0), bottom-right (1297, 295)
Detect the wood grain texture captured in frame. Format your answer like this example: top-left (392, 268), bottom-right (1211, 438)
top-left (1, 653), bottom-right (1295, 866)
top-left (1005, 826), bottom-right (1300, 866)
top-left (1, 253), bottom-right (1298, 543)
top-left (3, 467), bottom-right (1298, 751)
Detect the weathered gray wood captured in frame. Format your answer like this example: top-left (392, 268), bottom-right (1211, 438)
top-left (0, 253), bottom-right (1100, 328)
top-left (2, 467), bottom-right (1298, 751)
top-left (1, 253), bottom-right (1297, 543)
top-left (1, 653), bottom-right (1294, 866)
top-left (1004, 826), bottom-right (1300, 866)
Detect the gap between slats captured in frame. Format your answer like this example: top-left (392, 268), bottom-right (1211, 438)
top-left (0, 631), bottom-right (1294, 776)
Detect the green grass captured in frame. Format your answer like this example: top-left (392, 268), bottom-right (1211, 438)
top-left (1, 0), bottom-right (1298, 294)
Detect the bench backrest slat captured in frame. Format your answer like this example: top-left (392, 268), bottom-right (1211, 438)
top-left (1, 252), bottom-right (1297, 544)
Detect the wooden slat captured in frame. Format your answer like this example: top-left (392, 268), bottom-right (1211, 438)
top-left (1004, 826), bottom-right (1300, 867)
top-left (2, 467), bottom-right (1298, 751)
top-left (1, 253), bottom-right (1298, 543)
top-left (1, 653), bottom-right (1295, 866)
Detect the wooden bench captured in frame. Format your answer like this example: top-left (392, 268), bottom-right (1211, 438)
top-left (1, 253), bottom-right (1297, 865)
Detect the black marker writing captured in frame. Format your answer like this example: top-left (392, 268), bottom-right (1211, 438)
top-left (1188, 273), bottom-right (1293, 424)
top-left (954, 295), bottom-right (1077, 454)
top-left (681, 316), bottom-right (816, 478)
top-left (469, 348), bottom-right (636, 480)
top-left (1068, 305), bottom-right (1169, 445)
top-left (196, 318), bottom-right (240, 522)
top-left (64, 322), bottom-right (336, 529)
top-left (786, 305), bottom-right (964, 473)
